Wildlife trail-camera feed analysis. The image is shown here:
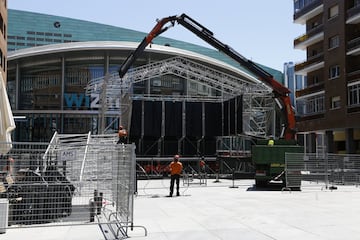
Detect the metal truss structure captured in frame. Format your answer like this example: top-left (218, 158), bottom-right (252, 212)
top-left (86, 56), bottom-right (274, 138)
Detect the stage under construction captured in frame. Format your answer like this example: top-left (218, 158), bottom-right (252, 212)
top-left (87, 56), bottom-right (275, 160)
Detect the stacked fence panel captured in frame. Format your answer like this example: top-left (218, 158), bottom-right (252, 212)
top-left (284, 153), bottom-right (304, 190)
top-left (285, 153), bottom-right (360, 190)
top-left (0, 140), bottom-right (136, 236)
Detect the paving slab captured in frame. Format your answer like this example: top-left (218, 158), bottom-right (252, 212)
top-left (128, 179), bottom-right (360, 240)
top-left (2, 178), bottom-right (360, 239)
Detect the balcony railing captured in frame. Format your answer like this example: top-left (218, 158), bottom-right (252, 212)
top-left (347, 36), bottom-right (360, 53)
top-left (347, 69), bottom-right (360, 82)
top-left (294, 24), bottom-right (324, 46)
top-left (347, 4), bottom-right (360, 21)
top-left (296, 93), bottom-right (325, 117)
top-left (295, 52), bottom-right (324, 72)
top-left (296, 82), bottom-right (324, 98)
top-left (294, 0), bottom-right (323, 20)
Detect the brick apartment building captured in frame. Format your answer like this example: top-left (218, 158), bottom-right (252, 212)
top-left (294, 0), bottom-right (360, 154)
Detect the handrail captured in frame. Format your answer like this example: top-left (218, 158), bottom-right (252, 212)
top-left (42, 131), bottom-right (58, 171)
top-left (294, 0), bottom-right (323, 20)
top-left (79, 131), bottom-right (91, 183)
top-left (294, 24), bottom-right (324, 46)
top-left (347, 4), bottom-right (360, 19)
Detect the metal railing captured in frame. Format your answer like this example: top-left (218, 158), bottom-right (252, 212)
top-left (294, 0), bottom-right (323, 20)
top-left (285, 153), bottom-right (360, 190)
top-left (0, 138), bottom-right (142, 238)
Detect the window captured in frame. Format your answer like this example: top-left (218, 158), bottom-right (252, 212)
top-left (295, 75), bottom-right (304, 90)
top-left (311, 21), bottom-right (319, 29)
top-left (312, 75), bottom-right (319, 85)
top-left (329, 35), bottom-right (339, 49)
top-left (329, 65), bottom-right (340, 79)
top-left (296, 93), bottom-right (325, 116)
top-left (348, 83), bottom-right (360, 106)
top-left (311, 49), bottom-right (318, 57)
top-left (329, 5), bottom-right (339, 19)
top-left (331, 96), bottom-right (341, 109)
top-left (294, 0), bottom-right (317, 13)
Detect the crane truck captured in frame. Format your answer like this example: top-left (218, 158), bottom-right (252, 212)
top-left (118, 13), bottom-right (302, 187)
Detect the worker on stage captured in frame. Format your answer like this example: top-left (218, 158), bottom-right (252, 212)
top-left (168, 154), bottom-right (183, 197)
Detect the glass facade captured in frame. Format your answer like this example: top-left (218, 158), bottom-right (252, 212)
top-left (294, 0), bottom-right (318, 12)
top-left (7, 52), bottom-right (122, 141)
top-left (283, 62), bottom-right (306, 108)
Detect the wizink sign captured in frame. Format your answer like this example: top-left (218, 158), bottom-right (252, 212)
top-left (64, 93), bottom-right (121, 109)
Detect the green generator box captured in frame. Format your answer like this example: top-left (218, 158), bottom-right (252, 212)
top-left (252, 141), bottom-right (303, 187)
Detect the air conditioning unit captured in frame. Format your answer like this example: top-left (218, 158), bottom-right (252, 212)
top-left (0, 199), bottom-right (8, 234)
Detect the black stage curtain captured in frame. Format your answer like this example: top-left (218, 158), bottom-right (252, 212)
top-left (223, 101), bottom-right (229, 136)
top-left (186, 102), bottom-right (202, 137)
top-left (163, 137), bottom-right (179, 156)
top-left (229, 98), bottom-right (236, 135)
top-left (204, 137), bottom-right (216, 155)
top-left (142, 137), bottom-right (159, 156)
top-left (223, 96), bottom-right (243, 136)
top-left (205, 102), bottom-right (222, 137)
top-left (183, 137), bottom-right (198, 156)
top-left (144, 101), bottom-right (162, 137)
top-left (130, 100), bottom-right (142, 137)
top-left (236, 95), bottom-right (243, 134)
top-left (165, 101), bottom-right (182, 137)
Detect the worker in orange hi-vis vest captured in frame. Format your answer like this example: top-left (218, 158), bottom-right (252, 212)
top-left (168, 154), bottom-right (183, 197)
top-left (117, 125), bottom-right (128, 144)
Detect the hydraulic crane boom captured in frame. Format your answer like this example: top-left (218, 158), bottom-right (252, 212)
top-left (118, 13), bottom-right (296, 140)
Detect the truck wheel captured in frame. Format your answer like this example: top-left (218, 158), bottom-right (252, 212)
top-left (255, 179), bottom-right (267, 187)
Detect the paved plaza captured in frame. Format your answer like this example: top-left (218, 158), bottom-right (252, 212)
top-left (3, 178), bottom-right (360, 240)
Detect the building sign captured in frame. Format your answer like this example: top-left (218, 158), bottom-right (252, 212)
top-left (64, 93), bottom-right (121, 110)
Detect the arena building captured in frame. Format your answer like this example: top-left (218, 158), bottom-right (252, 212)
top-left (7, 9), bottom-right (283, 158)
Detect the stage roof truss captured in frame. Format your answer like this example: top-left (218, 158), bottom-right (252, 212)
top-left (86, 56), bottom-right (271, 98)
top-left (86, 56), bottom-right (274, 138)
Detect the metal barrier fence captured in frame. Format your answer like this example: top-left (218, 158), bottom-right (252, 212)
top-left (0, 140), bottom-right (139, 238)
top-left (285, 153), bottom-right (360, 190)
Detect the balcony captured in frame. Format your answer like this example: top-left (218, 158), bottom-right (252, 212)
top-left (295, 52), bottom-right (324, 75)
top-left (347, 4), bottom-right (360, 24)
top-left (347, 37), bottom-right (360, 56)
top-left (294, 24), bottom-right (324, 50)
top-left (294, 0), bottom-right (323, 25)
top-left (296, 82), bottom-right (325, 98)
top-left (347, 70), bottom-right (360, 82)
top-left (295, 91), bottom-right (325, 118)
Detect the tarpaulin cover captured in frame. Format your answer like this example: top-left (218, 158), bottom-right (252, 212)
top-left (0, 73), bottom-right (16, 154)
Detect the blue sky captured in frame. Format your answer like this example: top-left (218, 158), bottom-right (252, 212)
top-left (8, 0), bottom-right (305, 71)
